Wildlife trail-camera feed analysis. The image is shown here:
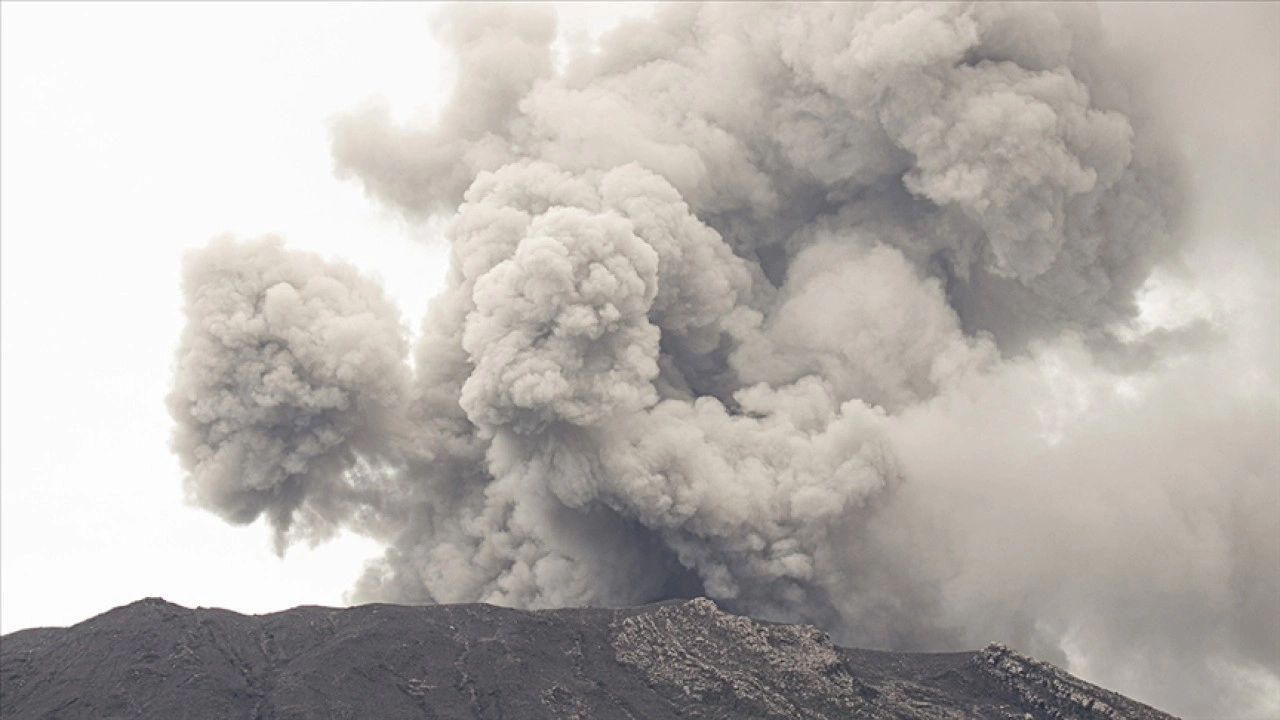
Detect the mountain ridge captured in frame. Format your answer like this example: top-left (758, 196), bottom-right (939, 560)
top-left (0, 596), bottom-right (1179, 719)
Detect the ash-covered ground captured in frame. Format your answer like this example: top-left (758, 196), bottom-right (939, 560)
top-left (1, 597), bottom-right (1180, 719)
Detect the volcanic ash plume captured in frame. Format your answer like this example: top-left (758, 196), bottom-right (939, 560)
top-left (169, 3), bottom-right (1279, 717)
top-left (168, 236), bottom-right (413, 547)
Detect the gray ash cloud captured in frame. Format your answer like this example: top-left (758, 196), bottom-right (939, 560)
top-left (168, 4), bottom-right (1279, 718)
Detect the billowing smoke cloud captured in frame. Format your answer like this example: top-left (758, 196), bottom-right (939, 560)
top-left (169, 3), bottom-right (1279, 718)
top-left (168, 236), bottom-right (412, 548)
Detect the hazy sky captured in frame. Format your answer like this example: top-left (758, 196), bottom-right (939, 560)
top-left (1, 4), bottom-right (1277, 718)
top-left (0, 1), bottom-right (652, 634)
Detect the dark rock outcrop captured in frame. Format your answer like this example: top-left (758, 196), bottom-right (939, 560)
top-left (0, 597), bottom-right (1178, 719)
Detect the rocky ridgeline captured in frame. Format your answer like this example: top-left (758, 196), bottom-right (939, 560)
top-left (612, 597), bottom-right (866, 718)
top-left (0, 597), bottom-right (1179, 719)
top-left (972, 642), bottom-right (1175, 720)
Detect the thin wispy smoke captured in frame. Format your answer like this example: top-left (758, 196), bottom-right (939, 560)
top-left (168, 3), bottom-right (1279, 717)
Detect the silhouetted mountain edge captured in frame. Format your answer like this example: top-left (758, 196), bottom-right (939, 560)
top-left (0, 596), bottom-right (1179, 719)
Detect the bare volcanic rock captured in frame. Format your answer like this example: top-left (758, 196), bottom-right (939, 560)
top-left (0, 597), bottom-right (1178, 719)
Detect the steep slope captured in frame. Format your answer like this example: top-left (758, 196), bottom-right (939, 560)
top-left (0, 597), bottom-right (1179, 719)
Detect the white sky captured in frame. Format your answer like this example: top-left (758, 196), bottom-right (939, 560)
top-left (0, 1), bottom-right (652, 634)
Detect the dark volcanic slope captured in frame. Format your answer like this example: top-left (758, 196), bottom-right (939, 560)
top-left (1, 597), bottom-right (1178, 720)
